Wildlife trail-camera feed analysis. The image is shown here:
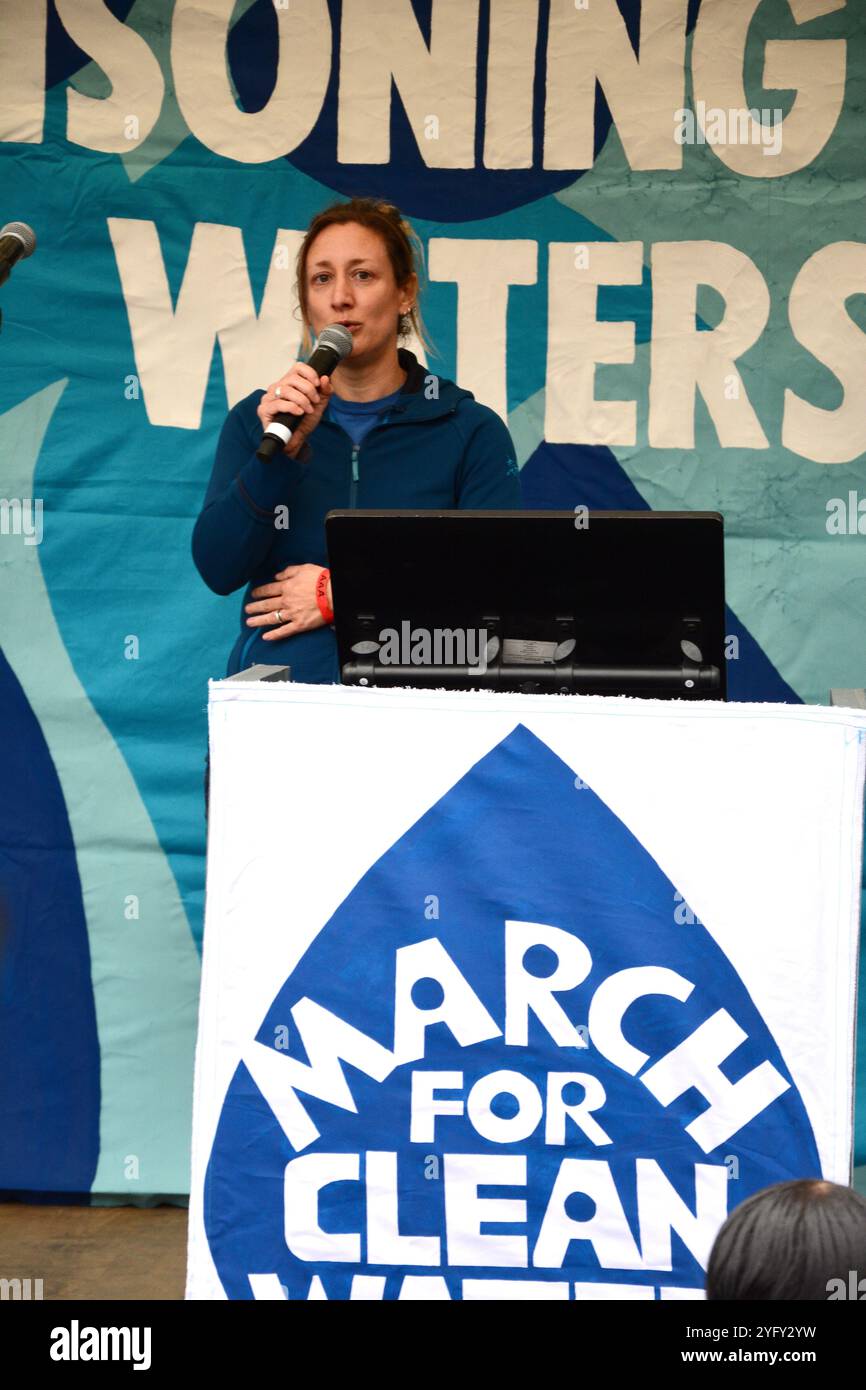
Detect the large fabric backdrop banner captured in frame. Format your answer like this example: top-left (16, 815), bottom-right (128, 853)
top-left (187, 681), bottom-right (865, 1299)
top-left (0, 1), bottom-right (864, 1200)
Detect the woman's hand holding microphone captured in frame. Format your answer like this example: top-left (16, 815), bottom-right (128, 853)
top-left (256, 361), bottom-right (334, 457)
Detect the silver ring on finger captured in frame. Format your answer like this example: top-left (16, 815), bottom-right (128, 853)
top-left (273, 609), bottom-right (283, 624)
top-left (274, 384), bottom-right (282, 397)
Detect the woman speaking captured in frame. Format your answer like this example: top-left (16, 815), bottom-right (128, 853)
top-left (192, 196), bottom-right (522, 685)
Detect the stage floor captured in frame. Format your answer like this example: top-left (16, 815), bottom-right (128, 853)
top-left (0, 1202), bottom-right (186, 1300)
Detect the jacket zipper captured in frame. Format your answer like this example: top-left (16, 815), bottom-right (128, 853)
top-left (349, 442), bottom-right (359, 508)
top-left (345, 403), bottom-right (458, 507)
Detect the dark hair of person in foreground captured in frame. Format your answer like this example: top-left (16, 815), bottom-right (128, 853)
top-left (706, 1178), bottom-right (866, 1301)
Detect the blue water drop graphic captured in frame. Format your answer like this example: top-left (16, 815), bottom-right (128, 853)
top-left (205, 723), bottom-right (819, 1299)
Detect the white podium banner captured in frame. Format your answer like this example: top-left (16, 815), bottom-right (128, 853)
top-left (187, 683), bottom-right (866, 1301)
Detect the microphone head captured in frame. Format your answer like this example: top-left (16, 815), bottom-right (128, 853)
top-left (314, 323), bottom-right (354, 363)
top-left (0, 222), bottom-right (36, 256)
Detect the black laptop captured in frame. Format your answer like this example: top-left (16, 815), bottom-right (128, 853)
top-left (325, 510), bottom-right (726, 699)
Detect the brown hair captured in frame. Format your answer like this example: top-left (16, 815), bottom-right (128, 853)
top-left (294, 196), bottom-right (435, 359)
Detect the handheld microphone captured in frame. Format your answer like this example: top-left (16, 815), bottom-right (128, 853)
top-left (0, 222), bottom-right (36, 289)
top-left (257, 323), bottom-right (354, 463)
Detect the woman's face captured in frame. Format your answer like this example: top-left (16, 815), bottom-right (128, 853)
top-left (304, 221), bottom-right (413, 364)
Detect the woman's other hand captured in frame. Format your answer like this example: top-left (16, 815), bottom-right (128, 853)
top-left (244, 564), bottom-right (333, 640)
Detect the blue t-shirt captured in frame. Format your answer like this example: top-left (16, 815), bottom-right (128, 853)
top-left (327, 387), bottom-right (404, 446)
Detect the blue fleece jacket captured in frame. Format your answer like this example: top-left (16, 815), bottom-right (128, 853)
top-left (192, 348), bottom-right (522, 683)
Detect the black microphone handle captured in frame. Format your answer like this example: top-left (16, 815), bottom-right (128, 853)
top-left (256, 341), bottom-right (343, 463)
top-left (0, 235), bottom-right (26, 290)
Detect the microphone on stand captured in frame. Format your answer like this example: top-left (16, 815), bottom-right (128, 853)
top-left (257, 323), bottom-right (354, 462)
top-left (0, 222), bottom-right (36, 289)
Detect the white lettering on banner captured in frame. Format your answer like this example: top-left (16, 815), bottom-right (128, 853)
top-left (0, 0), bottom-right (45, 143)
top-left (393, 937), bottom-right (501, 1064)
top-left (640, 1009), bottom-right (792, 1152)
top-left (7, 1), bottom-right (848, 176)
top-left (483, 0), bottom-right (538, 170)
top-left (636, 1158), bottom-right (728, 1271)
top-left (409, 1070), bottom-right (464, 1142)
top-left (338, 0), bottom-right (478, 168)
top-left (107, 221), bottom-right (866, 459)
top-left (248, 1273), bottom-right (705, 1299)
top-left (242, 997), bottom-right (395, 1152)
top-left (427, 240), bottom-right (537, 423)
top-left (245, 923), bottom-right (789, 1161)
top-left (588, 964), bottom-right (696, 1074)
top-left (172, 0), bottom-right (331, 163)
top-left (107, 220), bottom-right (866, 460)
top-left (504, 919), bottom-right (592, 1047)
top-left (691, 0), bottom-right (847, 178)
top-left (648, 242), bottom-right (771, 450)
top-left (55, 0), bottom-right (163, 154)
top-left (284, 1152), bottom-right (361, 1263)
top-left (545, 242), bottom-right (644, 447)
top-left (366, 1151), bottom-right (442, 1265)
top-left (444, 1154), bottom-right (528, 1267)
top-left (545, 1073), bottom-right (612, 1146)
top-left (534, 1158), bottom-right (646, 1269)
top-left (466, 1070), bottom-right (544, 1145)
top-left (589, 966), bottom-right (790, 1152)
top-left (106, 220), bottom-right (304, 429)
top-left (544, 0), bottom-right (689, 171)
top-left (784, 243), bottom-right (866, 464)
top-left (461, 1279), bottom-right (569, 1300)
top-left (275, 1151), bottom-right (728, 1275)
top-left (409, 1069), bottom-right (612, 1146)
